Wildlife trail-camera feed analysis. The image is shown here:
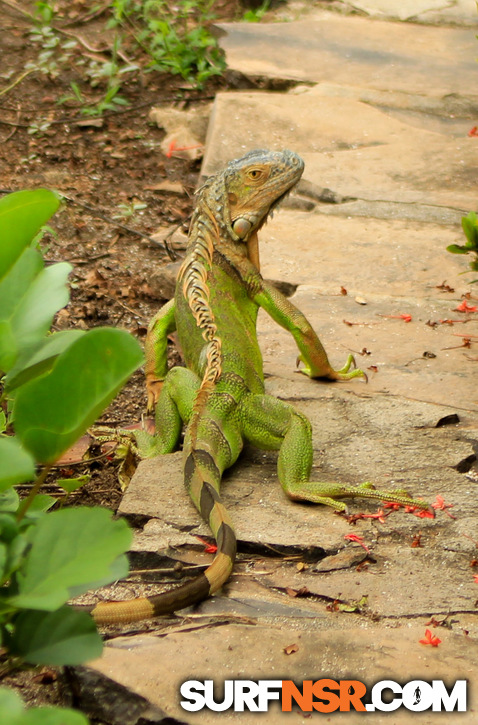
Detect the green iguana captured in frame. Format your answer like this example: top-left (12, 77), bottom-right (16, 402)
top-left (90, 149), bottom-right (429, 624)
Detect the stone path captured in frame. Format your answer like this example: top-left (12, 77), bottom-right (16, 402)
top-left (77, 3), bottom-right (478, 723)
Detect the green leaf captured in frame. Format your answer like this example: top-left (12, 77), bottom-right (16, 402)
top-left (14, 327), bottom-right (143, 464)
top-left (0, 687), bottom-right (24, 722)
top-left (9, 606), bottom-right (102, 666)
top-left (10, 507), bottom-right (131, 610)
top-left (4, 532), bottom-right (30, 581)
top-left (67, 553), bottom-right (128, 599)
top-left (0, 255), bottom-right (71, 375)
top-left (0, 437), bottom-right (36, 489)
top-left (0, 542), bottom-right (7, 580)
top-left (0, 487), bottom-right (20, 512)
top-left (22, 708), bottom-right (89, 725)
top-left (0, 248), bottom-right (44, 323)
top-left (0, 513), bottom-right (19, 543)
top-left (26, 494), bottom-right (56, 514)
top-left (446, 244), bottom-right (471, 255)
top-left (0, 320), bottom-right (18, 374)
top-left (56, 475), bottom-right (90, 494)
top-left (462, 212), bottom-right (478, 247)
top-left (0, 190), bottom-right (60, 280)
top-left (4, 262), bottom-right (72, 369)
top-left (5, 329), bottom-right (85, 392)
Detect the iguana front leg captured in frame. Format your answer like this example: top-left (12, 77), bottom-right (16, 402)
top-left (144, 298), bottom-right (177, 411)
top-left (254, 281), bottom-right (364, 381)
top-left (219, 247), bottom-right (361, 381)
top-left (240, 393), bottom-right (429, 512)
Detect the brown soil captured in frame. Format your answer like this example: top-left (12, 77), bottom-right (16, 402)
top-left (0, 0), bottom-right (266, 717)
top-left (0, 0), bottom-right (250, 510)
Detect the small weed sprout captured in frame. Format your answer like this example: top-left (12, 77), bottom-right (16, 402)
top-left (447, 212), bottom-right (478, 283)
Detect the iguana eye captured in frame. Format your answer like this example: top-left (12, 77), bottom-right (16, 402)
top-left (247, 169), bottom-right (262, 180)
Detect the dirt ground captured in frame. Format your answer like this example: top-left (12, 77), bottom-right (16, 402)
top-left (0, 0), bottom-right (252, 507)
top-left (0, 0), bottom-right (273, 716)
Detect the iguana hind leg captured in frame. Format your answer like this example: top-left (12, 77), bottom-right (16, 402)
top-left (136, 366), bottom-right (200, 457)
top-left (240, 393), bottom-right (429, 512)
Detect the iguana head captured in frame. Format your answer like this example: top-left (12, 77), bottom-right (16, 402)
top-left (222, 149), bottom-right (304, 241)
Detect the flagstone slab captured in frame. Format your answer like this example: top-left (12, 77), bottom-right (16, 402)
top-left (216, 14), bottom-right (478, 95)
top-left (342, 0), bottom-right (478, 24)
top-left (202, 91), bottom-right (478, 211)
top-left (119, 452), bottom-right (355, 554)
top-left (82, 625), bottom-right (478, 724)
top-left (118, 385), bottom-right (476, 618)
top-left (290, 82), bottom-right (478, 138)
top-left (259, 288), bottom-right (478, 414)
top-left (256, 211), bottom-right (469, 296)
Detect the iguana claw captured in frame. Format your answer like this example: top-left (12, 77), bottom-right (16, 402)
top-left (296, 353), bottom-right (368, 382)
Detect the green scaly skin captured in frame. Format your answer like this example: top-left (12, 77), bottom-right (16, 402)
top-left (90, 150), bottom-right (430, 625)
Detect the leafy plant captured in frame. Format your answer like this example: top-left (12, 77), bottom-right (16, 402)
top-left (113, 200), bottom-right (148, 219)
top-left (0, 686), bottom-right (88, 725)
top-left (242, 0), bottom-right (271, 22)
top-left (447, 211), bottom-right (478, 282)
top-left (0, 189), bottom-right (143, 668)
top-left (109, 0), bottom-right (226, 88)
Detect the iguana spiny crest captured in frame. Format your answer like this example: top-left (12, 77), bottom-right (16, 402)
top-left (178, 149), bottom-right (304, 433)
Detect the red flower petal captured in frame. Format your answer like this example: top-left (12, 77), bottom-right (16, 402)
top-left (344, 533), bottom-right (371, 553)
top-left (455, 300), bottom-right (478, 313)
top-left (419, 628), bottom-right (441, 646)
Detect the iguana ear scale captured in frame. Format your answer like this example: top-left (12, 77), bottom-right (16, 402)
top-left (232, 217), bottom-right (253, 239)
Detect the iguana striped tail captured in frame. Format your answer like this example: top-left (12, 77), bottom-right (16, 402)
top-left (88, 448), bottom-right (236, 624)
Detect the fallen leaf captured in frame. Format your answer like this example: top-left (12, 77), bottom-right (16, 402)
top-left (75, 118), bottom-right (104, 128)
top-left (411, 533), bottom-right (422, 548)
top-left (455, 300), bottom-right (478, 313)
top-left (54, 434), bottom-right (92, 465)
top-left (146, 180), bottom-right (185, 195)
top-left (419, 629), bottom-right (441, 646)
top-left (283, 643), bottom-right (299, 655)
top-left (344, 533), bottom-right (371, 554)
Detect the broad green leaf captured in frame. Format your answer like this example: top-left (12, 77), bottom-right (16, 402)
top-left (446, 244), bottom-right (471, 255)
top-left (5, 329), bottom-right (85, 391)
top-left (8, 262), bottom-right (72, 359)
top-left (0, 487), bottom-right (20, 512)
top-left (0, 320), bottom-right (17, 373)
top-left (0, 542), bottom-right (7, 580)
top-left (4, 532), bottom-right (30, 581)
top-left (462, 212), bottom-right (478, 247)
top-left (9, 606), bottom-right (102, 666)
top-left (10, 507), bottom-right (131, 610)
top-left (68, 553), bottom-right (129, 598)
top-left (0, 259), bottom-right (71, 375)
top-left (0, 513), bottom-right (19, 542)
top-left (0, 687), bottom-right (24, 722)
top-left (14, 327), bottom-right (143, 463)
top-left (0, 190), bottom-right (60, 280)
top-left (22, 708), bottom-right (89, 725)
top-left (27, 494), bottom-right (56, 514)
top-left (0, 437), bottom-right (35, 489)
top-left (56, 474), bottom-right (90, 494)
top-left (0, 247), bottom-right (44, 322)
